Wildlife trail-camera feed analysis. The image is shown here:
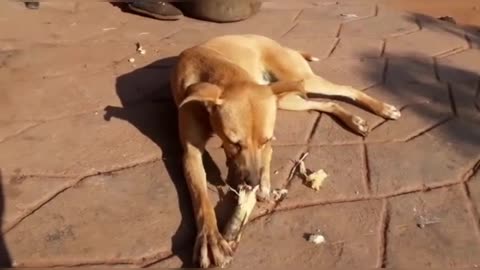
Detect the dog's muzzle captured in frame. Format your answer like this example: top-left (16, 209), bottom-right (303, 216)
top-left (243, 167), bottom-right (263, 187)
top-left (227, 160), bottom-right (263, 188)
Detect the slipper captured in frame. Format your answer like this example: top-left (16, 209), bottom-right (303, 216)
top-left (128, 0), bottom-right (183, 21)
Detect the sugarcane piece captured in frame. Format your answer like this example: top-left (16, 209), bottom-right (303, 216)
top-left (223, 184), bottom-right (259, 249)
top-left (287, 152), bottom-right (309, 181)
top-left (306, 169), bottom-right (328, 190)
top-left (298, 160), bottom-right (328, 191)
top-left (272, 188), bottom-right (288, 201)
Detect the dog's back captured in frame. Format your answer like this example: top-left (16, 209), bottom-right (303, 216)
top-left (170, 34), bottom-right (307, 106)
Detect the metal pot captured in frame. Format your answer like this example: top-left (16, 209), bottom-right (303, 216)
top-left (178, 0), bottom-right (263, 23)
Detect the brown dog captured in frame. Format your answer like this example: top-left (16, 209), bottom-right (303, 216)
top-left (170, 34), bottom-right (400, 267)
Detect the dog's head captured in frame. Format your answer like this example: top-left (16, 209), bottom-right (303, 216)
top-left (180, 80), bottom-right (305, 187)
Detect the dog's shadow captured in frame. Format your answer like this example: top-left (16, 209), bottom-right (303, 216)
top-left (104, 57), bottom-right (236, 267)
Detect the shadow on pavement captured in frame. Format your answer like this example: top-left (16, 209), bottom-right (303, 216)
top-left (104, 57), bottom-right (233, 267)
top-left (362, 54), bottom-right (479, 148)
top-left (0, 170), bottom-right (12, 267)
top-left (357, 15), bottom-right (480, 150)
top-left (405, 12), bottom-right (480, 48)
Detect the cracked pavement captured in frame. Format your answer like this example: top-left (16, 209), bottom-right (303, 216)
top-left (0, 0), bottom-right (480, 268)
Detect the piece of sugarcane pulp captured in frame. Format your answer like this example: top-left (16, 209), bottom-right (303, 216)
top-left (223, 185), bottom-right (259, 245)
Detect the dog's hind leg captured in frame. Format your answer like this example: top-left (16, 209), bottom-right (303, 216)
top-left (267, 47), bottom-right (401, 120)
top-left (278, 94), bottom-right (369, 136)
top-left (301, 75), bottom-right (401, 120)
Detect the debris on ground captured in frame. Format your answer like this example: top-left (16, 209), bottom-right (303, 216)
top-left (288, 152), bottom-right (328, 191)
top-left (300, 164), bottom-right (328, 191)
top-left (307, 231), bottom-right (326, 245)
top-left (136, 42), bottom-right (146, 55)
top-left (272, 188), bottom-right (288, 202)
top-left (413, 206), bottom-right (441, 229)
top-left (128, 57), bottom-right (135, 63)
top-left (416, 215), bottom-right (441, 229)
top-left (340, 13), bottom-right (358, 18)
top-left (223, 185), bottom-right (258, 250)
top-left (438, 16), bottom-right (457, 24)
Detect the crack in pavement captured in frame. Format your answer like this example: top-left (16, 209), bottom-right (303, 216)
top-left (433, 56), bottom-right (441, 81)
top-left (447, 83), bottom-right (458, 115)
top-left (326, 37), bottom-right (340, 58)
top-left (0, 122), bottom-right (43, 145)
top-left (389, 26), bottom-right (422, 38)
top-left (461, 158), bottom-right (480, 182)
top-left (380, 39), bottom-right (387, 58)
top-left (362, 142), bottom-right (371, 195)
top-left (0, 107), bottom-right (113, 145)
top-left (2, 157), bottom-right (161, 234)
top-left (306, 113), bottom-right (322, 143)
top-left (335, 22), bottom-right (343, 38)
top-left (380, 57), bottom-right (389, 83)
top-left (433, 47), bottom-right (469, 59)
top-left (376, 199), bottom-right (389, 268)
top-left (475, 80), bottom-right (480, 112)
top-left (292, 8), bottom-right (304, 23)
top-left (141, 253), bottom-right (177, 268)
top-left (259, 175), bottom-right (475, 222)
top-left (404, 116), bottom-right (453, 142)
top-left (12, 248), bottom-right (172, 268)
top-left (461, 182), bottom-right (480, 239)
top-left (280, 21), bottom-right (299, 38)
top-left (2, 178), bottom-right (80, 234)
top-left (434, 47), bottom-right (470, 59)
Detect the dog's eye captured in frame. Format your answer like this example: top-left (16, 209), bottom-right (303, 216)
top-left (224, 140), bottom-right (242, 153)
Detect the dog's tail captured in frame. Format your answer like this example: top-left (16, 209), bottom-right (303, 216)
top-left (299, 51), bottom-right (320, 62)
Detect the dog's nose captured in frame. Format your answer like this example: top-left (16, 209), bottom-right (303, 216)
top-left (244, 168), bottom-right (263, 187)
top-left (245, 175), bottom-right (260, 187)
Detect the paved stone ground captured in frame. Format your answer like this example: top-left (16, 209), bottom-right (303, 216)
top-left (1, 0), bottom-right (480, 268)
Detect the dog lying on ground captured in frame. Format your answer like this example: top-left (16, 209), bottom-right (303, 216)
top-left (170, 34), bottom-right (400, 267)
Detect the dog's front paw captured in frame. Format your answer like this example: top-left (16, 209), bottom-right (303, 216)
top-left (381, 104), bottom-right (401, 120)
top-left (256, 185), bottom-right (270, 202)
top-left (194, 224), bottom-right (233, 268)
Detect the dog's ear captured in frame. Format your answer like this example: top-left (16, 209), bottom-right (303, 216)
top-left (179, 82), bottom-right (224, 109)
top-left (270, 80), bottom-right (307, 99)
